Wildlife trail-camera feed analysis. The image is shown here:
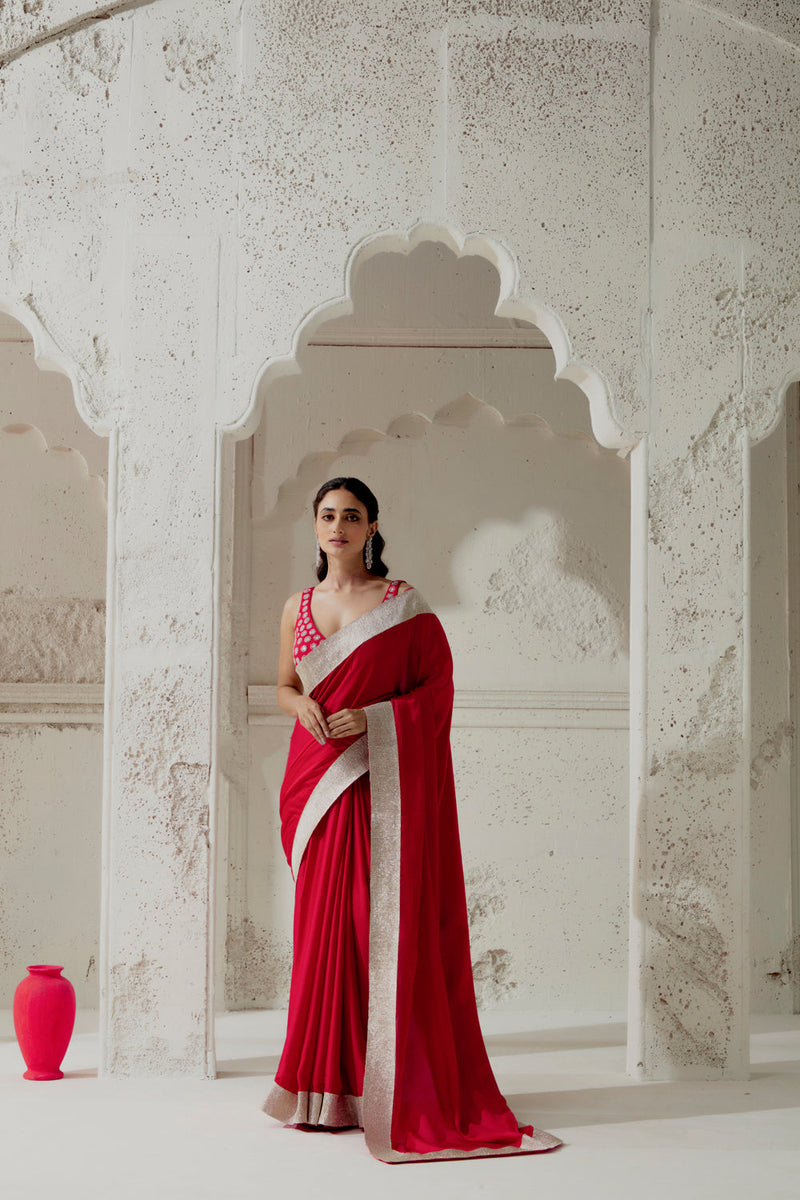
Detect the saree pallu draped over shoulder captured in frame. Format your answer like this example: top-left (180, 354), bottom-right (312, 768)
top-left (263, 588), bottom-right (562, 1162)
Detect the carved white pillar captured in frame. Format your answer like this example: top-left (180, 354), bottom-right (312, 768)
top-left (628, 404), bottom-right (751, 1080)
top-left (99, 417), bottom-right (217, 1077)
top-left (631, 0), bottom-right (800, 1078)
top-left (99, 234), bottom-right (221, 1077)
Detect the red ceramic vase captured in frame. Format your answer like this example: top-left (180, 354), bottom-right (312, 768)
top-left (13, 965), bottom-right (76, 1080)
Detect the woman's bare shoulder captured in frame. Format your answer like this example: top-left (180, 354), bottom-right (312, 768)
top-left (281, 590), bottom-right (305, 622)
top-left (397, 581), bottom-right (414, 593)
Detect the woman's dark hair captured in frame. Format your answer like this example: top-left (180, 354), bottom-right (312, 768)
top-left (312, 476), bottom-right (389, 582)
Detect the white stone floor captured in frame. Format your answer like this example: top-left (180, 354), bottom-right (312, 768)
top-left (2, 1008), bottom-right (799, 1200)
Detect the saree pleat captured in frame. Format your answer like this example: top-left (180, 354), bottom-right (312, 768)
top-left (264, 776), bottom-right (370, 1123)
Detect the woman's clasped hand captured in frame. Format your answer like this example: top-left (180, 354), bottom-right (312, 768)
top-left (294, 695), bottom-right (366, 744)
top-left (326, 707), bottom-right (367, 738)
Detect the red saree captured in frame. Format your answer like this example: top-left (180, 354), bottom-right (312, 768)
top-left (263, 589), bottom-right (561, 1162)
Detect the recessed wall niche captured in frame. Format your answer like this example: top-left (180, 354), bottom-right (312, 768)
top-left (749, 387), bottom-right (800, 1016)
top-left (0, 310), bottom-right (108, 1011)
top-left (223, 239), bottom-right (632, 1016)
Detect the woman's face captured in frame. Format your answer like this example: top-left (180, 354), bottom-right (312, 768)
top-left (314, 489), bottom-right (377, 561)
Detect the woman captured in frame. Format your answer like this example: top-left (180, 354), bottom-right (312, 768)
top-left (263, 476), bottom-right (561, 1163)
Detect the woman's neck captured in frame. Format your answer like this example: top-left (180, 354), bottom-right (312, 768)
top-left (321, 561), bottom-right (374, 591)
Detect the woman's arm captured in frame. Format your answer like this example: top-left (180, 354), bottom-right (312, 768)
top-left (276, 593), bottom-right (330, 745)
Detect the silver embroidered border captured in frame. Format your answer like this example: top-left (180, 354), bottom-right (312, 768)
top-left (290, 736), bottom-right (369, 879)
top-left (361, 700), bottom-right (401, 1162)
top-left (263, 1082), bottom-right (364, 1128)
top-left (297, 589), bottom-right (432, 696)
top-left (360, 704), bottom-right (564, 1163)
top-left (381, 1130), bottom-right (565, 1161)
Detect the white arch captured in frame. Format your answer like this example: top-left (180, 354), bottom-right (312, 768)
top-left (0, 296), bottom-right (107, 437)
top-left (229, 221), bottom-right (630, 452)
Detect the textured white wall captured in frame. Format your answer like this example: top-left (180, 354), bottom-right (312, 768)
top-left (0, 0), bottom-right (797, 1079)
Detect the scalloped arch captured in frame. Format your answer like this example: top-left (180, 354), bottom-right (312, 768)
top-left (0, 297), bottom-right (107, 437)
top-left (233, 222), bottom-right (630, 452)
top-left (256, 391), bottom-right (620, 525)
top-left (0, 420), bottom-right (106, 502)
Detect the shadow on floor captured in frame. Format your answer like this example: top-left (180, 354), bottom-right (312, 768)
top-left (216, 1055), bottom-right (281, 1078)
top-left (510, 1061), bottom-right (800, 1129)
top-left (483, 1023), bottom-right (627, 1056)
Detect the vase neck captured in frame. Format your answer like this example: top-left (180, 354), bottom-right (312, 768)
top-left (27, 965), bottom-right (64, 977)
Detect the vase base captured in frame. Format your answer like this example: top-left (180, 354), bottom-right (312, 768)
top-left (23, 1069), bottom-right (64, 1081)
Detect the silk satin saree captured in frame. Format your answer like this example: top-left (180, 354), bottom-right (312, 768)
top-left (263, 588), bottom-right (561, 1162)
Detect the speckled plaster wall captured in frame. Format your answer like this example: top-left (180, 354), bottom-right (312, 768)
top-left (632, 0), bottom-right (800, 1079)
top-left (0, 0), bottom-right (798, 1080)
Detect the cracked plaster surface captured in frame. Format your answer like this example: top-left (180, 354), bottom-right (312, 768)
top-left (648, 400), bottom-right (744, 658)
top-left (161, 25), bottom-right (222, 91)
top-left (465, 863), bottom-right (518, 1009)
top-left (649, 646), bottom-right (741, 783)
top-left (225, 916), bottom-right (293, 1010)
top-left (107, 953), bottom-right (207, 1076)
top-left (0, 1), bottom-right (157, 66)
top-left (104, 666), bottom-right (212, 1073)
top-left (640, 371), bottom-right (752, 1071)
top-left (655, 4), bottom-right (800, 443)
top-left (0, 593), bottom-right (105, 681)
top-left (640, 739), bottom-right (742, 1070)
top-left (57, 23), bottom-right (124, 95)
top-left (645, 914), bottom-right (734, 1071)
top-left (697, 0), bottom-right (800, 47)
top-left (750, 720), bottom-right (793, 791)
top-left (641, 651), bottom-right (746, 1071)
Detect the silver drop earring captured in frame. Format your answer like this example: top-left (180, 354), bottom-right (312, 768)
top-left (364, 536), bottom-right (373, 571)
top-left (315, 538), bottom-right (323, 570)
